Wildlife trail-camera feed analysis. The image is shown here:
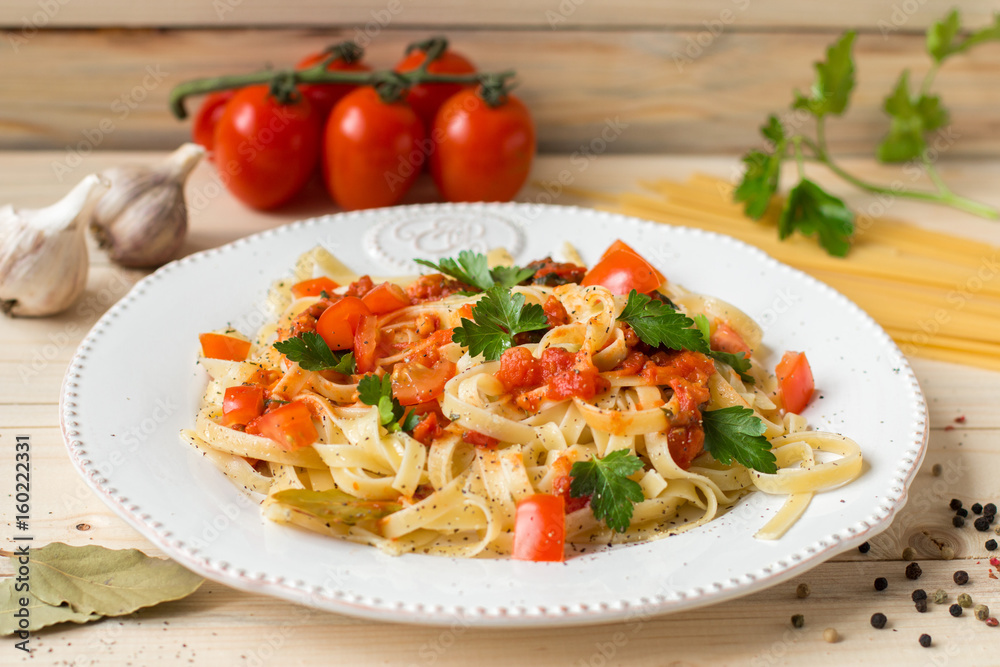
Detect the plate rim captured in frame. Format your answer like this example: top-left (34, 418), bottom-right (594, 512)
top-left (59, 202), bottom-right (929, 627)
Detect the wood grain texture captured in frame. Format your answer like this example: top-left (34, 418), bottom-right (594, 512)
top-left (4, 28), bottom-right (1000, 155)
top-left (2, 152), bottom-right (1000, 665)
top-left (1, 0), bottom-right (996, 30)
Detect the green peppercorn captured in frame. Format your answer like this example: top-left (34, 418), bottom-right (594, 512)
top-left (958, 593), bottom-right (973, 608)
top-left (796, 583), bottom-right (811, 599)
top-left (974, 604), bottom-right (990, 621)
top-left (902, 546), bottom-right (916, 561)
top-left (932, 589), bottom-right (948, 604)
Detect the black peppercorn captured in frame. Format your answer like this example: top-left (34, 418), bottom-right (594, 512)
top-left (950, 499), bottom-right (963, 510)
top-left (915, 598), bottom-right (928, 613)
top-left (919, 634), bottom-right (932, 647)
top-left (972, 502), bottom-right (984, 515)
top-left (950, 603), bottom-right (963, 617)
top-left (874, 577), bottom-right (888, 591)
top-left (953, 515), bottom-right (966, 528)
top-left (975, 516), bottom-right (991, 532)
top-left (954, 570), bottom-right (969, 585)
top-left (912, 589), bottom-right (927, 602)
top-left (987, 539), bottom-right (998, 551)
top-left (956, 508), bottom-right (969, 518)
top-left (905, 562), bottom-right (923, 580)
top-left (984, 503), bottom-right (997, 516)
top-left (870, 612), bottom-right (887, 629)
top-left (858, 541), bottom-right (871, 554)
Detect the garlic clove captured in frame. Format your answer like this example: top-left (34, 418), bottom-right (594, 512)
top-left (0, 174), bottom-right (107, 317)
top-left (91, 142), bottom-right (204, 268)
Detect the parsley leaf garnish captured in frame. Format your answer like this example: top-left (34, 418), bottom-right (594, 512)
top-left (569, 449), bottom-right (645, 533)
top-left (357, 373), bottom-right (417, 433)
top-left (779, 179), bottom-right (855, 258)
top-left (274, 332), bottom-right (356, 374)
top-left (617, 290), bottom-right (708, 353)
top-left (701, 406), bottom-right (777, 474)
top-left (876, 71), bottom-right (949, 163)
top-left (792, 31), bottom-right (856, 118)
top-left (452, 286), bottom-right (548, 361)
top-left (693, 314), bottom-right (754, 384)
top-left (927, 10), bottom-right (1000, 64)
top-left (734, 115), bottom-right (786, 220)
top-left (415, 251), bottom-right (535, 293)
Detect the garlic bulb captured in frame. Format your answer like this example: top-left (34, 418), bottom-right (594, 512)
top-left (91, 142), bottom-right (204, 268)
top-left (0, 174), bottom-right (107, 317)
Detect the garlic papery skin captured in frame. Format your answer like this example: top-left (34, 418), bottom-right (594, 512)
top-left (0, 174), bottom-right (107, 317)
top-left (91, 142), bottom-right (205, 268)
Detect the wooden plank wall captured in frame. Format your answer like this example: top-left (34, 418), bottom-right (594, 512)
top-left (1, 1), bottom-right (999, 155)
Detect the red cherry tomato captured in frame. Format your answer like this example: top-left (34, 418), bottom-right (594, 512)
top-left (361, 282), bottom-right (412, 314)
top-left (213, 85), bottom-right (321, 210)
top-left (776, 351), bottom-right (815, 414)
top-left (222, 385), bottom-right (265, 427)
top-left (512, 494), bottom-right (566, 562)
top-left (199, 333), bottom-right (251, 361)
top-left (390, 359), bottom-right (457, 406)
top-left (290, 277), bottom-right (340, 300)
top-left (581, 240), bottom-right (666, 295)
top-left (353, 313), bottom-right (380, 374)
top-left (430, 89), bottom-right (536, 202)
top-left (394, 47), bottom-right (476, 131)
top-left (248, 401), bottom-right (318, 451)
top-left (192, 90), bottom-right (236, 157)
top-left (316, 297), bottom-right (372, 350)
top-left (322, 86), bottom-right (426, 210)
top-left (296, 49), bottom-right (371, 122)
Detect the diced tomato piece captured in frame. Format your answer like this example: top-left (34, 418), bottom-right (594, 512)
top-left (406, 273), bottom-right (470, 303)
top-left (710, 321), bottom-right (751, 355)
top-left (316, 296), bottom-right (372, 350)
top-left (495, 346), bottom-right (542, 391)
top-left (290, 276), bottom-right (339, 299)
top-left (222, 385), bottom-right (265, 427)
top-left (199, 332), bottom-right (251, 361)
top-left (581, 240), bottom-right (666, 295)
top-left (411, 412), bottom-right (444, 446)
top-left (540, 347), bottom-right (575, 377)
top-left (462, 430), bottom-right (499, 449)
top-left (667, 418), bottom-right (705, 469)
top-left (543, 348), bottom-right (609, 401)
top-left (344, 275), bottom-right (376, 298)
top-left (391, 358), bottom-right (456, 406)
top-left (353, 313), bottom-right (380, 374)
top-left (776, 351), bottom-right (815, 414)
top-left (542, 295), bottom-right (571, 327)
top-left (402, 328), bottom-right (454, 366)
top-left (550, 454), bottom-right (590, 513)
top-left (248, 401), bottom-right (318, 451)
top-left (640, 349), bottom-right (716, 387)
top-left (361, 282), bottom-right (412, 314)
top-left (512, 494), bottom-right (566, 562)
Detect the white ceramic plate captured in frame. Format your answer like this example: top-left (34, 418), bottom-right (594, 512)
top-left (61, 204), bottom-right (927, 627)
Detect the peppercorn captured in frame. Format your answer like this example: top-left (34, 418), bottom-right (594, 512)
top-left (858, 541), bottom-right (871, 554)
top-left (932, 463), bottom-right (943, 477)
top-left (912, 589), bottom-right (927, 602)
top-left (959, 593), bottom-right (973, 608)
top-left (915, 599), bottom-right (928, 613)
top-left (905, 562), bottom-right (923, 580)
top-left (901, 546), bottom-right (916, 561)
top-left (791, 614), bottom-right (804, 628)
top-left (823, 627), bottom-right (839, 643)
top-left (974, 604), bottom-right (990, 621)
top-left (796, 583), bottom-right (811, 599)
top-left (985, 503), bottom-right (997, 516)
top-left (987, 539), bottom-right (998, 551)
top-left (870, 612), bottom-right (887, 629)
top-left (950, 604), bottom-right (963, 617)
top-left (954, 570), bottom-right (969, 585)
top-left (919, 634), bottom-right (932, 647)
top-left (972, 502), bottom-right (984, 515)
top-left (932, 589), bottom-right (948, 604)
top-left (975, 516), bottom-right (991, 532)
top-left (987, 617), bottom-right (999, 627)
top-left (956, 508), bottom-right (969, 518)
top-left (950, 499), bottom-right (963, 510)
top-left (874, 577), bottom-right (888, 591)
top-left (941, 545), bottom-right (956, 560)
top-left (953, 516), bottom-right (966, 528)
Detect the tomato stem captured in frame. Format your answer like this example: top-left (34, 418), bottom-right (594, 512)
top-left (169, 63), bottom-right (517, 118)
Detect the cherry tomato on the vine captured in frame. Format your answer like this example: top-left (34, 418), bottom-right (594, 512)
top-left (394, 46), bottom-right (476, 131)
top-left (213, 85), bottom-right (321, 210)
top-left (322, 86), bottom-right (426, 210)
top-left (191, 90), bottom-right (236, 158)
top-left (430, 89), bottom-right (535, 202)
top-left (296, 49), bottom-right (371, 122)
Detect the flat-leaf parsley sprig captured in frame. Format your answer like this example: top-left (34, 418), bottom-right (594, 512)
top-left (357, 374), bottom-right (420, 433)
top-left (415, 250), bottom-right (534, 293)
top-left (735, 10), bottom-right (1000, 257)
top-left (452, 286), bottom-right (548, 361)
top-left (569, 449), bottom-right (645, 533)
top-left (274, 332), bottom-right (356, 374)
top-left (616, 289), bottom-right (708, 353)
top-left (701, 406), bottom-right (777, 474)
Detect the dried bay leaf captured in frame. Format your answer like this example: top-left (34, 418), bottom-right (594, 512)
top-left (0, 580), bottom-right (100, 635)
top-left (22, 543), bottom-right (203, 617)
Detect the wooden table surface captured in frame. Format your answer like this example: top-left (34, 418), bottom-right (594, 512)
top-left (3, 151), bottom-right (1000, 666)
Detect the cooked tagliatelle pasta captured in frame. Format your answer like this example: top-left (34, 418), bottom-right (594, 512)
top-left (183, 240), bottom-right (862, 561)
